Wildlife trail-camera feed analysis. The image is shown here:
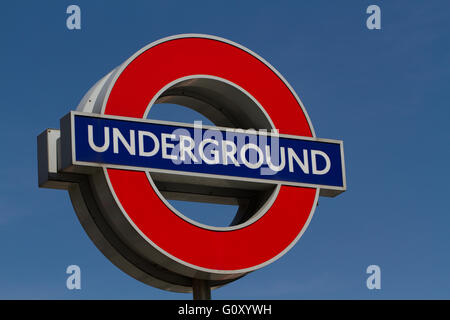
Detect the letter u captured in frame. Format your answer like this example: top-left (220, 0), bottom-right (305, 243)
top-left (88, 125), bottom-right (110, 152)
top-left (265, 146), bottom-right (285, 172)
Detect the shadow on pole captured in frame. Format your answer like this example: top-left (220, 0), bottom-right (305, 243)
top-left (192, 279), bottom-right (211, 300)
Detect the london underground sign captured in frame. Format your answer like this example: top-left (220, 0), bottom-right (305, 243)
top-left (38, 34), bottom-right (346, 294)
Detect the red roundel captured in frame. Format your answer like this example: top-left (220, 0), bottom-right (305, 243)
top-left (101, 35), bottom-right (318, 273)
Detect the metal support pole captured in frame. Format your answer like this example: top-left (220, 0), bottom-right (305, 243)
top-left (192, 279), bottom-right (211, 300)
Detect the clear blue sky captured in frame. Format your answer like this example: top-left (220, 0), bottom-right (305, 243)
top-left (0, 1), bottom-right (449, 299)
